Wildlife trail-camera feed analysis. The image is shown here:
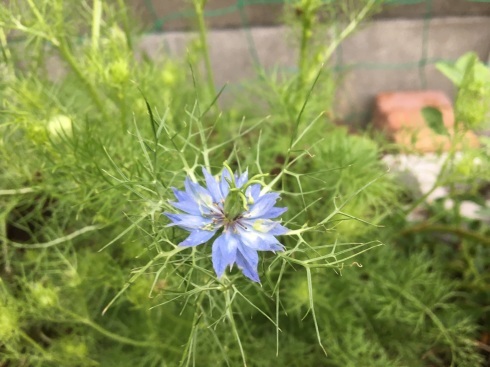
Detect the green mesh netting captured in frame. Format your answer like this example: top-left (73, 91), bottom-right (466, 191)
top-left (140, 0), bottom-right (490, 88)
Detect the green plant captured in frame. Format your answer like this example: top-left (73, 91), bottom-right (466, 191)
top-left (0, 1), bottom-right (486, 366)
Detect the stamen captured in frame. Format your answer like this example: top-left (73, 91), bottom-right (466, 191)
top-left (236, 220), bottom-right (248, 230)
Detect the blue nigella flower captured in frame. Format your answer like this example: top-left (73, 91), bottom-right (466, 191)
top-left (164, 166), bottom-right (288, 282)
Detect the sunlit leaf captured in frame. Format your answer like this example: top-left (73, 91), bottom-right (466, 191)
top-left (421, 106), bottom-right (449, 136)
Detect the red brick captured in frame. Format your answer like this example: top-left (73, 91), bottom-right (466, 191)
top-left (374, 90), bottom-right (479, 152)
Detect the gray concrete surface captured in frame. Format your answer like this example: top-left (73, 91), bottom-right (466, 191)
top-left (129, 0), bottom-right (490, 31)
top-left (138, 16), bottom-right (490, 122)
top-left (336, 16), bottom-right (490, 121)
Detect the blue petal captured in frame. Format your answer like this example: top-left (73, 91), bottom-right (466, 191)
top-left (164, 212), bottom-right (183, 225)
top-left (237, 225), bottom-right (284, 251)
top-left (220, 169), bottom-right (231, 198)
top-left (169, 200), bottom-right (202, 215)
top-left (242, 218), bottom-right (289, 236)
top-left (172, 187), bottom-right (192, 202)
top-left (164, 213), bottom-right (212, 231)
top-left (245, 184), bottom-right (261, 203)
top-left (235, 169), bottom-right (248, 188)
top-left (267, 222), bottom-right (289, 235)
top-left (245, 192), bottom-right (280, 219)
top-left (235, 243), bottom-right (260, 282)
top-left (212, 230), bottom-right (239, 278)
top-left (259, 206), bottom-right (287, 219)
top-left (203, 167), bottom-right (223, 203)
top-left (184, 177), bottom-right (214, 208)
top-left (180, 229), bottom-right (216, 247)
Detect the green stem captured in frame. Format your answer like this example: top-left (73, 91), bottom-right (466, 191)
top-left (224, 289), bottom-right (248, 366)
top-left (281, 0), bottom-right (378, 190)
top-left (0, 201), bottom-right (19, 274)
top-left (399, 224), bottom-right (490, 247)
top-left (179, 292), bottom-right (205, 367)
top-left (0, 27), bottom-right (13, 73)
top-left (10, 225), bottom-right (100, 249)
top-left (0, 187), bottom-right (37, 196)
top-left (297, 0), bottom-right (313, 93)
top-left (447, 132), bottom-right (465, 225)
top-left (193, 0), bottom-right (215, 97)
top-left (57, 38), bottom-right (109, 122)
top-left (47, 1), bottom-right (109, 122)
top-left (116, 0), bottom-right (133, 49)
top-left (196, 118), bottom-right (210, 170)
top-left (19, 330), bottom-right (52, 359)
top-left (321, 0), bottom-right (377, 62)
top-left (223, 161), bottom-right (237, 186)
top-left (91, 0), bottom-right (102, 52)
top-left (62, 310), bottom-right (161, 349)
top-left (0, 218), bottom-right (11, 274)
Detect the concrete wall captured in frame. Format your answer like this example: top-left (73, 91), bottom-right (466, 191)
top-left (129, 0), bottom-right (490, 31)
top-left (335, 15), bottom-right (490, 121)
top-left (137, 15), bottom-right (490, 122)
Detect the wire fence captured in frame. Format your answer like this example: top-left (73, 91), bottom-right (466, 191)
top-left (140, 0), bottom-right (490, 32)
top-left (134, 1), bottom-right (490, 118)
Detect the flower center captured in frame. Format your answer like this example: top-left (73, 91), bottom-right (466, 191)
top-left (223, 188), bottom-right (247, 222)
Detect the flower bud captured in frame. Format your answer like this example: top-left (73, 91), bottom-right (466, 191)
top-left (47, 114), bottom-right (72, 140)
top-left (29, 282), bottom-right (58, 308)
top-left (0, 304), bottom-right (18, 342)
top-left (224, 188), bottom-right (245, 220)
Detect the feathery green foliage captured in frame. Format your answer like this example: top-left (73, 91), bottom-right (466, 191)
top-left (0, 1), bottom-right (487, 366)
